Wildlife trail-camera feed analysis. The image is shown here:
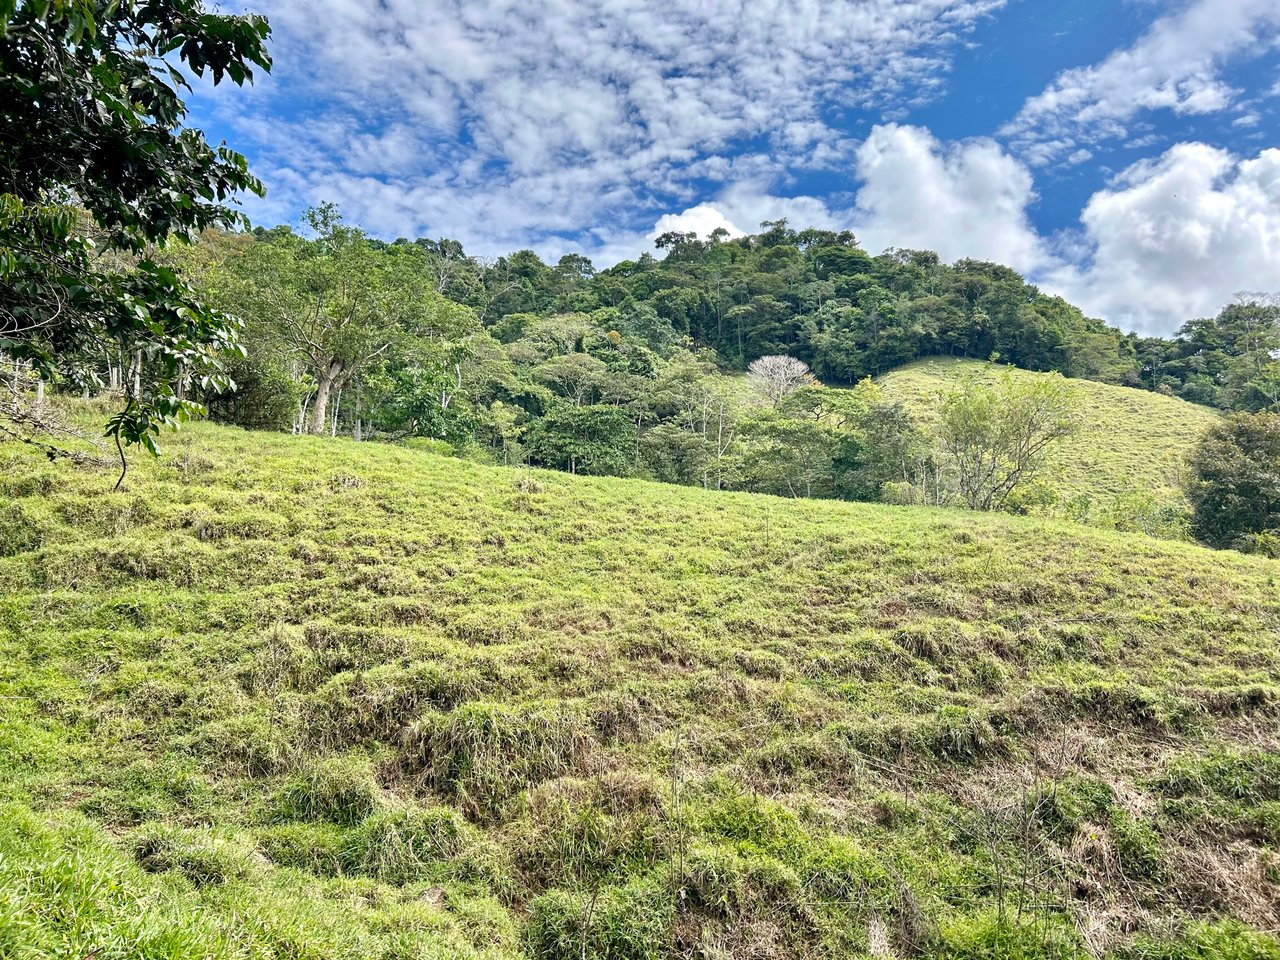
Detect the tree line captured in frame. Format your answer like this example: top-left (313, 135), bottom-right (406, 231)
top-left (3, 1), bottom-right (1277, 552)
top-left (138, 209), bottom-right (1091, 510)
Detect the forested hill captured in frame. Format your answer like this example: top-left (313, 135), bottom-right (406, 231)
top-left (147, 216), bottom-right (1272, 530)
top-left (371, 222), bottom-right (1278, 407)
top-left (392, 225), bottom-right (1141, 385)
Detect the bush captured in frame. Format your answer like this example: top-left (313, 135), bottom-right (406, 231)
top-left (204, 350), bottom-right (307, 432)
top-left (1186, 412), bottom-right (1280, 551)
top-left (1096, 491), bottom-right (1191, 540)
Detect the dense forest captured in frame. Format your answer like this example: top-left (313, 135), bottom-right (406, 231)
top-left (113, 209), bottom-right (1271, 524)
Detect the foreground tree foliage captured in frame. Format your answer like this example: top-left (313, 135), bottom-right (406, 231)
top-left (0, 0), bottom-right (269, 460)
top-left (1187, 411), bottom-right (1280, 555)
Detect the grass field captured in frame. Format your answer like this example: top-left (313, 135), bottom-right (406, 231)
top-left (876, 359), bottom-right (1221, 527)
top-left (1, 416), bottom-right (1279, 959)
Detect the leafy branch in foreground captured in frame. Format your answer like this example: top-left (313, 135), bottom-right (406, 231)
top-left (0, 0), bottom-right (271, 472)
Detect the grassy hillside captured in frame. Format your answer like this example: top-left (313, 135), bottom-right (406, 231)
top-left (2, 419), bottom-right (1279, 959)
top-left (877, 359), bottom-right (1221, 514)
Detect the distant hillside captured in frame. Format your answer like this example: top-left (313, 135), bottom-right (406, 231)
top-left (878, 358), bottom-right (1222, 509)
top-left (2, 421), bottom-right (1278, 959)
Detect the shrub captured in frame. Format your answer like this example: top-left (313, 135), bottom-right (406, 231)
top-left (1186, 412), bottom-right (1280, 551)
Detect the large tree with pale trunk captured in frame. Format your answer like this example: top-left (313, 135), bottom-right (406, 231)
top-left (228, 207), bottom-right (431, 435)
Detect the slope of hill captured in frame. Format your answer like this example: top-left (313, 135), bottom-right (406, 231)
top-left (876, 359), bottom-right (1221, 513)
top-left (2, 420), bottom-right (1279, 959)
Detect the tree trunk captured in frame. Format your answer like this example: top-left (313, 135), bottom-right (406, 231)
top-left (309, 360), bottom-right (343, 435)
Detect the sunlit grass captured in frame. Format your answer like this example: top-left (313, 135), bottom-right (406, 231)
top-left (0, 416), bottom-right (1277, 958)
top-left (879, 358), bottom-right (1222, 524)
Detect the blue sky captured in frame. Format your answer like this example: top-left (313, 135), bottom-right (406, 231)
top-left (191, 0), bottom-right (1280, 335)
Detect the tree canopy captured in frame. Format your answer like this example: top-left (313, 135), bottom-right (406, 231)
top-left (0, 0), bottom-right (270, 465)
top-left (1187, 411), bottom-right (1280, 555)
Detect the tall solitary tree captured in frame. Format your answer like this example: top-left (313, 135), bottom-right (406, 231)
top-left (0, 0), bottom-right (270, 468)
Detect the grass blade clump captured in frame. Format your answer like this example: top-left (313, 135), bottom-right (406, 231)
top-left (401, 701), bottom-right (593, 818)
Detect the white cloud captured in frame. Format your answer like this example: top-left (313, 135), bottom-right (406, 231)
top-left (813, 125), bottom-right (1280, 337)
top-left (186, 3), bottom-right (1280, 339)
top-left (716, 184), bottom-right (843, 235)
top-left (1003, 0), bottom-right (1280, 163)
top-left (649, 204), bottom-right (745, 243)
top-left (1042, 143), bottom-right (1280, 335)
top-left (849, 123), bottom-right (1048, 272)
top-left (192, 0), bottom-right (1005, 258)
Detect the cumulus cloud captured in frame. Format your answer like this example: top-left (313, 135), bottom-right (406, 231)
top-left (649, 204), bottom-right (745, 243)
top-left (1042, 143), bottom-right (1280, 335)
top-left (192, 0), bottom-right (1004, 257)
top-left (186, 2), bottom-right (1280, 338)
top-left (1003, 0), bottom-right (1280, 163)
top-left (841, 127), bottom-right (1280, 336)
top-left (850, 124), bottom-right (1048, 272)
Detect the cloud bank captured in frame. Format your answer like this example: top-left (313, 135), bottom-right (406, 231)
top-left (209, 0), bottom-right (1004, 251)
